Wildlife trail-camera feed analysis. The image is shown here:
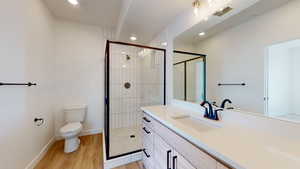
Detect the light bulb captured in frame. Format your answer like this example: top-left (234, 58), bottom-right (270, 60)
top-left (198, 32), bottom-right (206, 36)
top-left (68, 0), bottom-right (79, 6)
top-left (194, 7), bottom-right (199, 15)
top-left (130, 36), bottom-right (137, 41)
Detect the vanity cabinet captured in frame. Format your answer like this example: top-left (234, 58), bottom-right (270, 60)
top-left (142, 112), bottom-right (230, 169)
top-left (153, 132), bottom-right (196, 169)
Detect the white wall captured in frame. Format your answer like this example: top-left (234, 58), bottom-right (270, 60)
top-left (0, 0), bottom-right (55, 169)
top-left (195, 0), bottom-right (300, 114)
top-left (150, 0), bottom-right (258, 104)
top-left (53, 20), bottom-right (110, 136)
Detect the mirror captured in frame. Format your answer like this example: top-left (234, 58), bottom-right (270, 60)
top-left (173, 0), bottom-right (300, 122)
top-left (173, 51), bottom-right (206, 103)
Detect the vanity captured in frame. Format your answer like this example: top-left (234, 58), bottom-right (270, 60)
top-left (141, 106), bottom-right (231, 169)
top-left (140, 104), bottom-right (300, 169)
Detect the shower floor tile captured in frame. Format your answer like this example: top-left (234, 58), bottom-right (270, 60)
top-left (109, 126), bottom-right (142, 157)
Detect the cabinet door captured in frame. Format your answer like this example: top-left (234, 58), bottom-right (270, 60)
top-left (143, 148), bottom-right (152, 169)
top-left (172, 151), bottom-right (196, 169)
top-left (154, 134), bottom-right (173, 169)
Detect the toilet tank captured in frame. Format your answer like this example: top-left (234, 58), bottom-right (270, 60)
top-left (64, 105), bottom-right (87, 123)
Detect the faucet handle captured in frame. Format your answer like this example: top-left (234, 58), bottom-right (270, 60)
top-left (212, 101), bottom-right (219, 107)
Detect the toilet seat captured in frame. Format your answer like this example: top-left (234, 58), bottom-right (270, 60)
top-left (60, 122), bottom-right (82, 135)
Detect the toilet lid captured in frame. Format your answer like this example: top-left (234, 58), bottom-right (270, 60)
top-left (60, 122), bottom-right (82, 134)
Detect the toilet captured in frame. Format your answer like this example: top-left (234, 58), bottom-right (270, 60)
top-left (60, 105), bottom-right (87, 153)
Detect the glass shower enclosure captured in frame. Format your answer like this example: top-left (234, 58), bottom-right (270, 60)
top-left (104, 41), bottom-right (166, 160)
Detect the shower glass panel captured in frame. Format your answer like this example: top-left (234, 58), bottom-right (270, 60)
top-left (105, 41), bottom-right (166, 159)
top-left (173, 64), bottom-right (185, 100)
top-left (186, 58), bottom-right (205, 102)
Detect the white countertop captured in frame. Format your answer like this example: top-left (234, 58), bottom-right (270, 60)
top-left (141, 105), bottom-right (300, 169)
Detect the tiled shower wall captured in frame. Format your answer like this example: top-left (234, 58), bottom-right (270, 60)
top-left (109, 44), bottom-right (164, 129)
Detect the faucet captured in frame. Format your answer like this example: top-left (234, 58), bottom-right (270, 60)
top-left (200, 101), bottom-right (211, 118)
top-left (213, 109), bottom-right (223, 121)
top-left (201, 101), bottom-right (219, 120)
top-left (220, 99), bottom-right (233, 109)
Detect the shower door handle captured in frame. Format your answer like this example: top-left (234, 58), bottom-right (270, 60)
top-left (143, 149), bottom-right (150, 158)
top-left (143, 127), bottom-right (151, 134)
top-left (143, 117), bottom-right (151, 123)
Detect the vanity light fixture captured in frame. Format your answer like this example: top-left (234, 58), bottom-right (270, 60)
top-left (68, 0), bottom-right (79, 6)
top-left (198, 32), bottom-right (206, 36)
top-left (130, 36), bottom-right (137, 41)
top-left (193, 0), bottom-right (201, 15)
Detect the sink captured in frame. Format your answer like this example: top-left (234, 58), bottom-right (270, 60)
top-left (175, 116), bottom-right (220, 132)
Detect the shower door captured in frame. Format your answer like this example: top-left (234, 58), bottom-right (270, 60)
top-left (105, 41), bottom-right (166, 159)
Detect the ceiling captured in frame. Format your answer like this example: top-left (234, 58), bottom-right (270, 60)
top-left (43, 0), bottom-right (122, 29)
top-left (175, 0), bottom-right (293, 45)
top-left (43, 0), bottom-right (193, 44)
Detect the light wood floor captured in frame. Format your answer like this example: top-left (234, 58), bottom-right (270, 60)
top-left (34, 134), bottom-right (142, 169)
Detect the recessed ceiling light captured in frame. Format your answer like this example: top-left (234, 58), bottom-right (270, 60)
top-left (130, 36), bottom-right (137, 41)
top-left (198, 32), bottom-right (206, 36)
top-left (68, 0), bottom-right (79, 6)
top-left (161, 42), bottom-right (168, 46)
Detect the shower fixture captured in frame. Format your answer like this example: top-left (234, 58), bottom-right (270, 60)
top-left (124, 82), bottom-right (131, 89)
top-left (126, 55), bottom-right (131, 60)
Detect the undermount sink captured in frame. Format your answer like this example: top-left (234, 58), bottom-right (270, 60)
top-left (175, 116), bottom-right (220, 132)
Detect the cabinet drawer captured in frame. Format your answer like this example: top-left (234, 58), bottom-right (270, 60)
top-left (142, 113), bottom-right (154, 130)
top-left (153, 119), bottom-right (217, 169)
top-left (142, 124), bottom-right (153, 155)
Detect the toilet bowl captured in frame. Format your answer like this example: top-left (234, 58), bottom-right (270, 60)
top-left (60, 105), bottom-right (86, 153)
top-left (60, 122), bottom-right (83, 153)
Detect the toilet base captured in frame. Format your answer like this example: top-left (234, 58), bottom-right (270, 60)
top-left (64, 137), bottom-right (80, 153)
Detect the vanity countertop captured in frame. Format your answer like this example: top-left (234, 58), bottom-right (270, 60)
top-left (141, 105), bottom-right (300, 169)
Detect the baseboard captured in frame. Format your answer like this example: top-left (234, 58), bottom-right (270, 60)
top-left (25, 137), bottom-right (55, 169)
top-left (80, 128), bottom-right (102, 136)
top-left (55, 128), bottom-right (103, 140)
